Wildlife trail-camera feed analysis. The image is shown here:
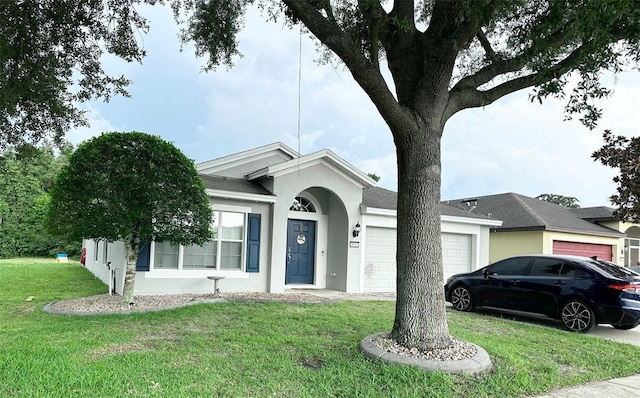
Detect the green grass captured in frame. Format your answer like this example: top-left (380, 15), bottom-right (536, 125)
top-left (1, 260), bottom-right (640, 397)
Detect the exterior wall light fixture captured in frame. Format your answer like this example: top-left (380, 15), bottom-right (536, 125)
top-left (352, 222), bottom-right (361, 238)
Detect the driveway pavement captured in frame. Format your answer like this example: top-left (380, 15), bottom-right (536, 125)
top-left (589, 323), bottom-right (640, 346)
top-left (468, 306), bottom-right (640, 346)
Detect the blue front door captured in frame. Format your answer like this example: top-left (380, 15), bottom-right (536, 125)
top-left (285, 219), bottom-right (316, 284)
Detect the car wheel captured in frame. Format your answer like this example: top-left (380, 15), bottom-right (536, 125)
top-left (561, 300), bottom-right (596, 332)
top-left (612, 324), bottom-right (636, 330)
top-left (451, 285), bottom-right (473, 312)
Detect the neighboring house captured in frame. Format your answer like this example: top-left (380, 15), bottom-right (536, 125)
top-left (444, 193), bottom-right (640, 266)
top-left (83, 142), bottom-right (501, 296)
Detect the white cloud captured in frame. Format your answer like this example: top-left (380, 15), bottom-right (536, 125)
top-left (66, 105), bottom-right (118, 145)
top-left (76, 4), bottom-right (638, 209)
top-left (441, 80), bottom-right (628, 207)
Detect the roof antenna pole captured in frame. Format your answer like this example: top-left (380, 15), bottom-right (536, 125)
top-left (296, 23), bottom-right (302, 175)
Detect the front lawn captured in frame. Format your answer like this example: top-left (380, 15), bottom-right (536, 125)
top-left (1, 260), bottom-right (639, 397)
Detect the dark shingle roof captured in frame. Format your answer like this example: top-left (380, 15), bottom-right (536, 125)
top-left (444, 193), bottom-right (623, 237)
top-left (363, 187), bottom-right (495, 221)
top-left (362, 187), bottom-right (397, 209)
top-left (570, 206), bottom-right (616, 221)
top-left (199, 174), bottom-right (274, 196)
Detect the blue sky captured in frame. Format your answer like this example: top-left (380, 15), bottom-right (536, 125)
top-left (69, 4), bottom-right (640, 208)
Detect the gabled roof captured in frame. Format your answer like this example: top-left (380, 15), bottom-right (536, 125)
top-left (444, 193), bottom-right (623, 237)
top-left (247, 148), bottom-right (377, 188)
top-left (362, 187), bottom-right (502, 225)
top-left (196, 142), bottom-right (299, 175)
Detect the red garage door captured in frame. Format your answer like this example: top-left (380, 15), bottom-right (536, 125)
top-left (552, 241), bottom-right (612, 261)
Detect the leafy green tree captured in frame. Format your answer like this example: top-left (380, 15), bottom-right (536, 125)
top-left (536, 194), bottom-right (580, 209)
top-left (593, 130), bottom-right (640, 222)
top-left (0, 145), bottom-right (75, 258)
top-left (5, 1), bottom-right (640, 351)
top-left (0, 150), bottom-right (39, 256)
top-left (367, 173), bottom-right (380, 183)
top-left (0, 1), bottom-right (143, 148)
top-left (46, 132), bottom-right (213, 303)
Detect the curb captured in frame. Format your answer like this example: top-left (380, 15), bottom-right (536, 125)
top-left (359, 332), bottom-right (492, 374)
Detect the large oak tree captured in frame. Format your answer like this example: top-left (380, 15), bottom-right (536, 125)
top-left (4, 0), bottom-right (640, 350)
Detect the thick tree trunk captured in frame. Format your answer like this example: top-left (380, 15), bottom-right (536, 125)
top-left (390, 124), bottom-right (451, 351)
top-left (122, 238), bottom-right (139, 304)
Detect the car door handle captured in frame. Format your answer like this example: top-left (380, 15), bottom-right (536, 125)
top-left (509, 280), bottom-right (521, 284)
top-left (553, 281), bottom-right (566, 285)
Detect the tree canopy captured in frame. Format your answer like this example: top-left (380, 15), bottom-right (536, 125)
top-left (0, 1), bottom-right (147, 148)
top-left (536, 193), bottom-right (580, 209)
top-left (6, 0), bottom-right (640, 351)
top-left (46, 132), bottom-right (213, 302)
top-left (593, 129), bottom-right (640, 222)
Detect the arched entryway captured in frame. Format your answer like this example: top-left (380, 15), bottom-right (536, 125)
top-left (285, 188), bottom-right (349, 290)
top-left (624, 226), bottom-right (640, 266)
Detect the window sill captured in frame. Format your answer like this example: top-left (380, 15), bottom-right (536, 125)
top-left (142, 270), bottom-right (249, 279)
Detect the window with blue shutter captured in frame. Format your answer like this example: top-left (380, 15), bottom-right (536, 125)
top-left (246, 213), bottom-right (261, 273)
top-left (136, 241), bottom-right (151, 271)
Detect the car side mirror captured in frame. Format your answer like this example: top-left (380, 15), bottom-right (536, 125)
top-left (483, 268), bottom-right (490, 278)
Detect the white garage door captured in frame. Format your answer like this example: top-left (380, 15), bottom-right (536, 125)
top-left (364, 227), bottom-right (472, 293)
top-left (442, 233), bottom-right (472, 280)
top-left (364, 227), bottom-right (397, 293)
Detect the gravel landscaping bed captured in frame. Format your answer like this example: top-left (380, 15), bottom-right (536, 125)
top-left (372, 333), bottom-right (477, 361)
top-left (46, 292), bottom-right (331, 314)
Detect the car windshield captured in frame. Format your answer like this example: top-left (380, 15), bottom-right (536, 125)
top-left (586, 259), bottom-right (640, 280)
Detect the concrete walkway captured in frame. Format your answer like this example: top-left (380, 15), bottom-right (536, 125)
top-left (294, 289), bottom-right (640, 398)
top-left (530, 374), bottom-right (640, 397)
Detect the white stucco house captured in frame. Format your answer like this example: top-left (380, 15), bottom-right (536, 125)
top-left (82, 142), bottom-right (502, 295)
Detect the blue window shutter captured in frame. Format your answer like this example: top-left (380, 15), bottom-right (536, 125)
top-left (246, 214), bottom-right (261, 273)
top-left (136, 242), bottom-right (151, 271)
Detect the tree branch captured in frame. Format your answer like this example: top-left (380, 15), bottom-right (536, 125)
top-left (444, 43), bottom-right (588, 120)
top-left (319, 0), bottom-right (337, 25)
top-left (382, 0), bottom-right (418, 57)
top-left (476, 28), bottom-right (496, 61)
top-left (452, 17), bottom-right (579, 94)
top-left (357, 0), bottom-right (387, 70)
top-left (282, 0), bottom-right (418, 135)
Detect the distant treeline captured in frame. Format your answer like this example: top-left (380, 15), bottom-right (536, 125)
top-left (0, 144), bottom-right (80, 258)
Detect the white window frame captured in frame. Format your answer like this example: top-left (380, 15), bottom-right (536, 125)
top-left (150, 208), bottom-right (249, 273)
top-left (152, 241), bottom-right (180, 270)
top-left (93, 240), bottom-right (99, 263)
top-left (102, 241), bottom-right (109, 265)
top-left (214, 211), bottom-right (246, 270)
